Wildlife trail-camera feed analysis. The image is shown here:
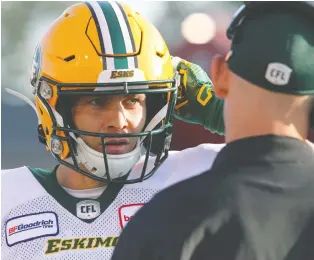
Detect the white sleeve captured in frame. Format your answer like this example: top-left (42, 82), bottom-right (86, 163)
top-left (165, 143), bottom-right (225, 186)
top-left (1, 167), bottom-right (47, 220)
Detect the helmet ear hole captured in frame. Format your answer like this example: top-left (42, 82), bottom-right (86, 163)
top-left (156, 51), bottom-right (164, 58)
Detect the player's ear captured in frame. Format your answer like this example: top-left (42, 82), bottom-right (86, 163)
top-left (211, 55), bottom-right (229, 99)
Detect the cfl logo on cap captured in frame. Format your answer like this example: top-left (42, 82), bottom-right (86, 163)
top-left (265, 62), bottom-right (292, 86)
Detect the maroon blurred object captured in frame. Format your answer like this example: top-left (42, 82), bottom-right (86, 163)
top-left (171, 32), bottom-right (229, 77)
top-left (171, 120), bottom-right (314, 151)
top-left (170, 119), bottom-right (224, 151)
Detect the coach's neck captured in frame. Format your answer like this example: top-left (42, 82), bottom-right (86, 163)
top-left (224, 78), bottom-right (311, 143)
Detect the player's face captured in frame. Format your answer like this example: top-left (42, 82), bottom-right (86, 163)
top-left (72, 94), bottom-right (147, 154)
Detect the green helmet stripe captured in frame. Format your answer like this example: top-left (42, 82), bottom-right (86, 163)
top-left (97, 1), bottom-right (128, 69)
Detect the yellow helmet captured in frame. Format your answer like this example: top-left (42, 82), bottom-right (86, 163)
top-left (31, 1), bottom-right (178, 184)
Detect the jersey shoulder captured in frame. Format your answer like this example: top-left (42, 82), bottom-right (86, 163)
top-left (176, 142), bottom-right (226, 157)
top-left (165, 143), bottom-right (225, 184)
top-left (128, 143), bottom-right (225, 190)
top-left (1, 167), bottom-right (49, 218)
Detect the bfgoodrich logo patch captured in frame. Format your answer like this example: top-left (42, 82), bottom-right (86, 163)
top-left (5, 212), bottom-right (59, 246)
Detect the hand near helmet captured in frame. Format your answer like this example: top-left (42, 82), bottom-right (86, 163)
top-left (172, 57), bottom-right (225, 136)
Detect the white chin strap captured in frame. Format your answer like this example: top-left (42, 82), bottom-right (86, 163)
top-left (72, 103), bottom-right (169, 180)
top-left (75, 137), bottom-right (141, 179)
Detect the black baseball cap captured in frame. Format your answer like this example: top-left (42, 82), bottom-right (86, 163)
top-left (226, 2), bottom-right (314, 95)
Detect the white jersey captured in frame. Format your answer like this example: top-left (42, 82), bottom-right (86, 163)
top-left (1, 143), bottom-right (225, 260)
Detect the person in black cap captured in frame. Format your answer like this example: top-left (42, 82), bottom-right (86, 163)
top-left (111, 2), bottom-right (314, 260)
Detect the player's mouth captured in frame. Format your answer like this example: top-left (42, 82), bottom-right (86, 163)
top-left (99, 139), bottom-right (132, 154)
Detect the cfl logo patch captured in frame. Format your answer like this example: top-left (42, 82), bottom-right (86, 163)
top-left (110, 70), bottom-right (134, 79)
top-left (76, 200), bottom-right (101, 220)
top-left (265, 62), bottom-right (292, 86)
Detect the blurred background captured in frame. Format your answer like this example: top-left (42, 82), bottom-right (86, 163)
top-left (2, 1), bottom-right (314, 169)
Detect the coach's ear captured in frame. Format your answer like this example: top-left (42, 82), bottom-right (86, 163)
top-left (211, 55), bottom-right (230, 99)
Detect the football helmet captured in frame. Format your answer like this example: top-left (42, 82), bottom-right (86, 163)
top-left (30, 1), bottom-right (178, 184)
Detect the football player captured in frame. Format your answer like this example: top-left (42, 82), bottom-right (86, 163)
top-left (2, 1), bottom-right (224, 259)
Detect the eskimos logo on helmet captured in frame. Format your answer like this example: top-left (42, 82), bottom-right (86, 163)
top-left (110, 70), bottom-right (135, 79)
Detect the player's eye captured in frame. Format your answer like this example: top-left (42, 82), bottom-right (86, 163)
top-left (123, 97), bottom-right (140, 108)
top-left (128, 98), bottom-right (139, 105)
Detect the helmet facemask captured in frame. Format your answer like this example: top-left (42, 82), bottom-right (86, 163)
top-left (38, 76), bottom-right (178, 184)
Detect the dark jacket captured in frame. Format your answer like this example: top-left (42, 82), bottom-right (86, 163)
top-left (112, 135), bottom-right (314, 260)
